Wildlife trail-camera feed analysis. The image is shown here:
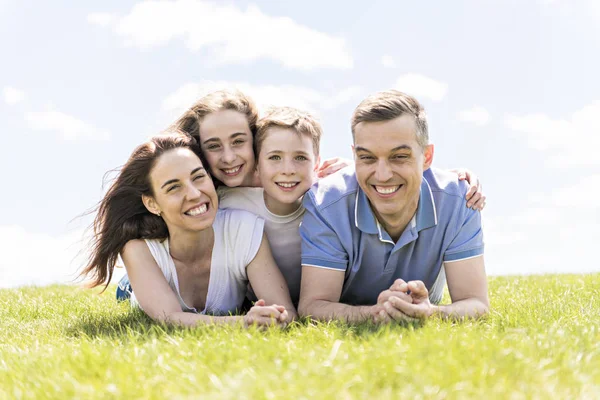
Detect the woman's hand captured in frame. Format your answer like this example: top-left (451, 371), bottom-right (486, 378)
top-left (450, 168), bottom-right (486, 210)
top-left (243, 299), bottom-right (289, 328)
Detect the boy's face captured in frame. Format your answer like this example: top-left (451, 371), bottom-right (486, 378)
top-left (257, 127), bottom-right (319, 209)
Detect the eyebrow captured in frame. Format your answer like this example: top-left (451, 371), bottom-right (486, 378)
top-left (265, 150), bottom-right (311, 156)
top-left (202, 132), bottom-right (248, 145)
top-left (160, 167), bottom-right (206, 189)
top-left (354, 145), bottom-right (412, 153)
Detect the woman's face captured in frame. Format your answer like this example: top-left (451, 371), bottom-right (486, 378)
top-left (144, 148), bottom-right (218, 233)
top-left (198, 109), bottom-right (256, 187)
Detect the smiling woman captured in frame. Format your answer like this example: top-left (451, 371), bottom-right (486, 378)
top-left (79, 129), bottom-right (296, 327)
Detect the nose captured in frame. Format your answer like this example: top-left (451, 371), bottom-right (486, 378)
top-left (221, 146), bottom-right (236, 164)
top-left (374, 160), bottom-right (393, 182)
top-left (185, 182), bottom-right (202, 200)
top-left (281, 158), bottom-right (296, 175)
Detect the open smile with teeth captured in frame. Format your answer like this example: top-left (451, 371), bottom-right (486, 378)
top-left (222, 165), bottom-right (242, 176)
top-left (373, 185), bottom-right (401, 195)
top-left (185, 203), bottom-right (208, 216)
top-left (276, 182), bottom-right (299, 189)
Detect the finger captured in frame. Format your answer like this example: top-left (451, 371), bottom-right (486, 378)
top-left (254, 299), bottom-right (266, 307)
top-left (471, 195), bottom-right (486, 211)
top-left (383, 301), bottom-right (419, 323)
top-left (318, 157), bottom-right (339, 170)
top-left (390, 279), bottom-right (408, 292)
top-left (319, 164), bottom-right (344, 178)
top-left (407, 281), bottom-right (428, 299)
top-left (465, 183), bottom-right (479, 204)
top-left (387, 297), bottom-right (426, 319)
top-left (466, 190), bottom-right (481, 208)
top-left (254, 306), bottom-right (282, 320)
top-left (374, 309), bottom-right (392, 325)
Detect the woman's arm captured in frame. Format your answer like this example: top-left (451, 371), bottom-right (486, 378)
top-left (246, 232), bottom-right (298, 322)
top-left (121, 239), bottom-right (286, 327)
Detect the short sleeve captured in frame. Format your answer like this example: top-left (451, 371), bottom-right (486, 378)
top-left (300, 192), bottom-right (349, 271)
top-left (220, 209), bottom-right (265, 273)
top-left (443, 206), bottom-right (484, 263)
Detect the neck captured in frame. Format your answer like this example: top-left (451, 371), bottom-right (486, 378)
top-left (375, 197), bottom-right (419, 243)
top-left (263, 191), bottom-right (302, 216)
top-left (167, 226), bottom-right (214, 264)
top-left (242, 169), bottom-right (262, 187)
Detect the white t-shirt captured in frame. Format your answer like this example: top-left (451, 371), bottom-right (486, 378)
top-left (218, 187), bottom-right (304, 304)
top-left (131, 208), bottom-right (265, 316)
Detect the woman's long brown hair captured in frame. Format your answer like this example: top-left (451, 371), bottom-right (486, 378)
top-left (80, 131), bottom-right (204, 290)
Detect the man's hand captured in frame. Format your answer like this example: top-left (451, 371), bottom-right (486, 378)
top-left (450, 168), bottom-right (486, 211)
top-left (372, 279), bottom-right (417, 324)
top-left (385, 280), bottom-right (436, 320)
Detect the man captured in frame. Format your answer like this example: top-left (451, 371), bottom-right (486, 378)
top-left (298, 90), bottom-right (489, 323)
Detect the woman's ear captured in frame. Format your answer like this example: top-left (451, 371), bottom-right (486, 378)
top-left (142, 195), bottom-right (161, 217)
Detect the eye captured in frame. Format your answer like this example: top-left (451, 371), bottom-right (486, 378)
top-left (205, 144), bottom-right (220, 151)
top-left (268, 155), bottom-right (281, 161)
top-left (233, 139), bottom-right (245, 146)
top-left (166, 184), bottom-right (180, 193)
top-left (295, 155), bottom-right (308, 161)
top-left (359, 155), bottom-right (374, 161)
top-left (193, 174), bottom-right (205, 181)
top-left (392, 154), bottom-right (409, 160)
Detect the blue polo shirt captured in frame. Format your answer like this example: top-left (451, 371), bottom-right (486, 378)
top-left (300, 166), bottom-right (484, 305)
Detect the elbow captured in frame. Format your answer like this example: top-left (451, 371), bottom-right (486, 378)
top-left (298, 298), bottom-right (316, 319)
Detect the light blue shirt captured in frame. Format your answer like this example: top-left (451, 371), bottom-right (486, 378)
top-left (300, 166), bottom-right (484, 305)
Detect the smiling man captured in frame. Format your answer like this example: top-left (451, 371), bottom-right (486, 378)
top-left (298, 90), bottom-right (489, 323)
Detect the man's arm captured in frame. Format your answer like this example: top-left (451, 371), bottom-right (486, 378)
top-left (438, 255), bottom-right (489, 318)
top-left (384, 256), bottom-right (489, 320)
top-left (298, 265), bottom-right (379, 323)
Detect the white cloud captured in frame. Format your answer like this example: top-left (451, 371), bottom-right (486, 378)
top-left (162, 81), bottom-right (362, 119)
top-left (0, 225), bottom-right (125, 289)
top-left (25, 110), bottom-right (110, 141)
top-left (505, 101), bottom-right (600, 167)
top-left (394, 73), bottom-right (448, 102)
top-left (381, 55), bottom-right (396, 68)
top-left (3, 86), bottom-right (25, 105)
top-left (92, 0), bottom-right (353, 70)
top-left (457, 106), bottom-right (490, 126)
top-left (484, 174), bottom-right (600, 275)
top-left (87, 12), bottom-right (116, 27)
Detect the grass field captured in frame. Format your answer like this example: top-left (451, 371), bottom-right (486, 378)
top-left (1, 274), bottom-right (599, 399)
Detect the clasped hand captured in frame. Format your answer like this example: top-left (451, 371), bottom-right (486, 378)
top-left (372, 279), bottom-right (435, 324)
top-left (243, 299), bottom-right (290, 328)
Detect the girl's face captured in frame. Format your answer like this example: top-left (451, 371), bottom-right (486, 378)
top-left (198, 109), bottom-right (256, 187)
top-left (144, 148), bottom-right (218, 234)
top-left (257, 127), bottom-right (319, 215)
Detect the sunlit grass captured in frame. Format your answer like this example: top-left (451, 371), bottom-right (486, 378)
top-left (1, 274), bottom-right (599, 399)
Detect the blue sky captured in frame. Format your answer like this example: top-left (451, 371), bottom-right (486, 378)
top-left (1, 0), bottom-right (599, 287)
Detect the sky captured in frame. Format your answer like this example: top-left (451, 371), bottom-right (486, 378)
top-left (1, 0), bottom-right (599, 288)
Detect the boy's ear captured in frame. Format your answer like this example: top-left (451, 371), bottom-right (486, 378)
top-left (142, 194), bottom-right (161, 216)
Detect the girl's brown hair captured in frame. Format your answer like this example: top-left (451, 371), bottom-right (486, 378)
top-left (80, 130), bottom-right (204, 290)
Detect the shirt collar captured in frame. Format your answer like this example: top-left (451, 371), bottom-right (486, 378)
top-left (354, 175), bottom-right (438, 235)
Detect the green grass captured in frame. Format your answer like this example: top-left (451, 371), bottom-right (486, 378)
top-left (1, 274), bottom-right (599, 399)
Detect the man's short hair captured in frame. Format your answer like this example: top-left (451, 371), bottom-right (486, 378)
top-left (255, 106), bottom-right (322, 157)
top-left (351, 90), bottom-right (429, 148)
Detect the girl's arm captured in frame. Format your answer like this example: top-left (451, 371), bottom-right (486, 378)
top-left (246, 232), bottom-right (298, 322)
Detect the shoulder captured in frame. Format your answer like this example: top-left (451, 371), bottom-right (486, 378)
top-left (425, 168), bottom-right (469, 206)
top-left (305, 165), bottom-right (359, 210)
top-left (122, 238), bottom-right (149, 257)
top-left (218, 186), bottom-right (264, 209)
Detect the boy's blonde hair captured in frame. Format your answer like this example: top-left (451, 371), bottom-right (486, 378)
top-left (255, 106), bottom-right (322, 158)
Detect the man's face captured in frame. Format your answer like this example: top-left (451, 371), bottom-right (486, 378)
top-left (353, 115), bottom-right (433, 227)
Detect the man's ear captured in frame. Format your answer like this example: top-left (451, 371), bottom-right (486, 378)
top-left (142, 194), bottom-right (161, 216)
top-left (423, 144), bottom-right (434, 171)
top-left (351, 144), bottom-right (356, 160)
top-left (313, 155), bottom-right (321, 172)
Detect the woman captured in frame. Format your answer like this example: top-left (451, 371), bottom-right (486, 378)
top-left (81, 131), bottom-right (296, 327)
